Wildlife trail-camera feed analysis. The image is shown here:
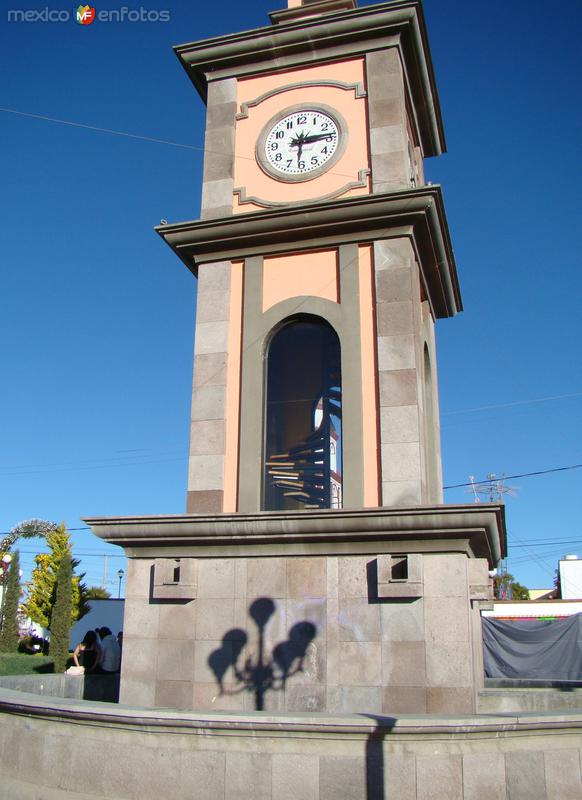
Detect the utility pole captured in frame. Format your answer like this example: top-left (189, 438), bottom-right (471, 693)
top-left (102, 555), bottom-right (108, 591)
top-left (468, 472), bottom-right (518, 584)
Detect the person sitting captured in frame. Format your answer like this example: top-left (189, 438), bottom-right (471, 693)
top-left (97, 626), bottom-right (121, 674)
top-left (72, 630), bottom-right (101, 673)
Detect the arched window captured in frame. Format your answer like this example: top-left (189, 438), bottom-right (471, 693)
top-left (264, 317), bottom-right (342, 511)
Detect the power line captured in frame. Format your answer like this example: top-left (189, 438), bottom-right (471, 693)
top-left (0, 106), bottom-right (206, 152)
top-left (0, 448), bottom-right (185, 471)
top-left (509, 540), bottom-right (582, 549)
top-left (2, 461), bottom-right (580, 535)
top-left (443, 391), bottom-right (582, 416)
top-left (17, 549), bottom-right (125, 558)
top-left (0, 526), bottom-right (92, 536)
top-left (506, 530), bottom-right (558, 581)
top-left (0, 106), bottom-right (359, 181)
top-left (0, 455), bottom-right (187, 477)
top-left (444, 463), bottom-right (582, 490)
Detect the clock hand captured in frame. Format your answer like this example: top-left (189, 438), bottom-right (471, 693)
top-left (289, 132), bottom-right (307, 165)
top-left (301, 133), bottom-right (334, 145)
top-left (289, 131), bottom-right (308, 148)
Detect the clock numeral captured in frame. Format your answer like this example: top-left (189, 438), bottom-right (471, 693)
top-left (321, 122), bottom-right (329, 131)
top-left (297, 115), bottom-right (307, 124)
top-left (286, 159), bottom-right (293, 167)
top-left (298, 160), bottom-right (306, 170)
top-left (310, 156), bottom-right (318, 166)
top-left (275, 153), bottom-right (282, 162)
top-left (270, 142), bottom-right (278, 151)
top-left (321, 146), bottom-right (328, 155)
top-left (275, 131), bottom-right (284, 139)
top-left (286, 121), bottom-right (293, 129)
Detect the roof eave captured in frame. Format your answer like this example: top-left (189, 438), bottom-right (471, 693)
top-left (173, 0), bottom-right (445, 157)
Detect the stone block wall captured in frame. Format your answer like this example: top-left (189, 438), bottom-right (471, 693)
top-left (2, 690), bottom-right (581, 800)
top-left (121, 551), bottom-right (482, 714)
top-left (366, 48), bottom-right (411, 193)
top-left (187, 260), bottom-right (234, 514)
top-left (374, 237), bottom-right (442, 506)
top-left (200, 78), bottom-right (236, 220)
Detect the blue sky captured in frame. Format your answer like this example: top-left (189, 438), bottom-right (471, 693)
top-left (1, 0), bottom-right (581, 596)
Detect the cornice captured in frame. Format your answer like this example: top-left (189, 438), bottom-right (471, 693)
top-left (155, 186), bottom-right (462, 318)
top-left (84, 504), bottom-right (506, 566)
top-left (173, 0), bottom-right (445, 157)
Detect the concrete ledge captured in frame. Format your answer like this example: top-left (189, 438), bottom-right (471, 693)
top-left (2, 688), bottom-right (581, 799)
top-left (0, 673), bottom-right (120, 703)
top-left (1, 688), bottom-right (580, 736)
top-left (486, 678), bottom-right (582, 689)
top-left (479, 687), bottom-right (582, 714)
top-left (155, 187), bottom-right (461, 318)
top-left (84, 503), bottom-right (506, 567)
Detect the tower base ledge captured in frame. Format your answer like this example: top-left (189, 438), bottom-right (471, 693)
top-left (84, 503), bottom-right (505, 567)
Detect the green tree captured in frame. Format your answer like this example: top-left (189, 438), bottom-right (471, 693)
top-left (494, 572), bottom-right (529, 600)
top-left (0, 550), bottom-right (21, 652)
top-left (86, 586), bottom-right (111, 600)
top-left (22, 524), bottom-right (89, 628)
top-left (49, 554), bottom-right (72, 672)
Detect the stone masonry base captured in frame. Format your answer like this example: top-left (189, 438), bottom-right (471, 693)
top-left (1, 688), bottom-right (581, 799)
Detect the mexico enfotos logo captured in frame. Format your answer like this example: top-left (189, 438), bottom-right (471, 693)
top-left (7, 5), bottom-right (171, 23)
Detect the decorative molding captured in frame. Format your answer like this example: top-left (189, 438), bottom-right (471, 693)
top-left (233, 168), bottom-right (370, 209)
top-left (236, 80), bottom-right (366, 121)
top-left (173, 1), bottom-right (445, 156)
top-left (2, 687), bottom-right (579, 734)
top-left (155, 186), bottom-right (462, 318)
top-left (84, 503), bottom-right (506, 567)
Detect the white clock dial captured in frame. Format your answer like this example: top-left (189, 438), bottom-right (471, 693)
top-left (256, 105), bottom-right (347, 183)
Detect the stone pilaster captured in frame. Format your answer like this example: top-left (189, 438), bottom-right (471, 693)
top-left (200, 78), bottom-right (236, 219)
top-left (187, 261), bottom-right (233, 513)
top-left (366, 49), bottom-right (411, 193)
top-left (374, 237), bottom-right (423, 505)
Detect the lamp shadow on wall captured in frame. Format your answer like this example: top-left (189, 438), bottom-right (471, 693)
top-left (208, 597), bottom-right (317, 711)
top-left (360, 714), bottom-right (396, 800)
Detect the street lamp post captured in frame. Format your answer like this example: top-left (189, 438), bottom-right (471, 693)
top-left (0, 554), bottom-right (13, 630)
top-left (117, 568), bottom-right (124, 599)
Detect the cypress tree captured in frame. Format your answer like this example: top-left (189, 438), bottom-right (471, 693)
top-left (22, 524), bottom-right (89, 629)
top-left (0, 550), bottom-right (21, 653)
top-left (49, 553), bottom-right (72, 673)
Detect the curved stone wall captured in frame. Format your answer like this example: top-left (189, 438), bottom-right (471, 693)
top-left (1, 688), bottom-right (581, 799)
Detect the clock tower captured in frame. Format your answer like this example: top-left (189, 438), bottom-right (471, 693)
top-left (159, 0), bottom-right (459, 517)
top-left (88, 0), bottom-right (505, 716)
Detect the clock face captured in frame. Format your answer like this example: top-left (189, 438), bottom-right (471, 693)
top-left (256, 105), bottom-right (347, 183)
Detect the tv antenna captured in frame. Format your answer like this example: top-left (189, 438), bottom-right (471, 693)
top-left (468, 473), bottom-right (519, 504)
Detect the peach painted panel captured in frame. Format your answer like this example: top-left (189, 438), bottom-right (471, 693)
top-left (234, 59), bottom-right (369, 213)
top-left (223, 260), bottom-right (244, 512)
top-left (358, 245), bottom-right (380, 507)
top-left (262, 249), bottom-right (339, 312)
